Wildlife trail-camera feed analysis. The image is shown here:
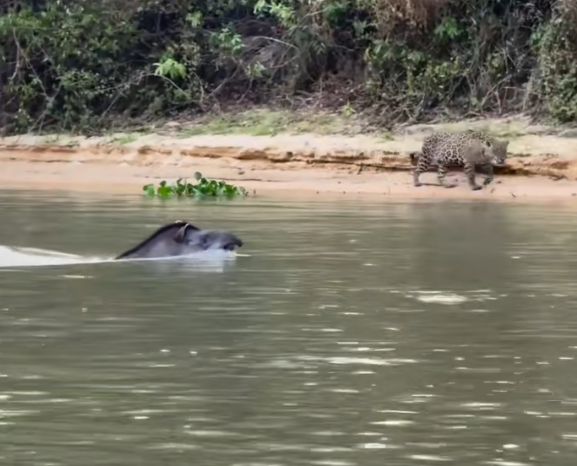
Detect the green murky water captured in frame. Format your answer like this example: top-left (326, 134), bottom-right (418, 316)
top-left (1, 191), bottom-right (577, 466)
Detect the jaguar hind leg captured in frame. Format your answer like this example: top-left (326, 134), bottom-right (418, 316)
top-left (413, 157), bottom-right (429, 187)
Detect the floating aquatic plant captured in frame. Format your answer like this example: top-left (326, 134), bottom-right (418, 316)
top-left (143, 172), bottom-right (248, 198)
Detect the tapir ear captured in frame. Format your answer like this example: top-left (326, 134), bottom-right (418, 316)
top-left (173, 224), bottom-right (190, 242)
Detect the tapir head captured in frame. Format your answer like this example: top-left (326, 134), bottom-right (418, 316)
top-left (173, 222), bottom-right (244, 252)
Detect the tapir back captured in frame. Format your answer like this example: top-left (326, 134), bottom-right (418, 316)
top-left (116, 224), bottom-right (188, 260)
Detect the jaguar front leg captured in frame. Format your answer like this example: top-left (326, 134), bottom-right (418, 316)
top-left (479, 163), bottom-right (494, 186)
top-left (464, 161), bottom-right (482, 191)
top-left (437, 163), bottom-right (457, 189)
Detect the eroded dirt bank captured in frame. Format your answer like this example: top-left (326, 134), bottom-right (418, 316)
top-left (2, 127), bottom-right (577, 201)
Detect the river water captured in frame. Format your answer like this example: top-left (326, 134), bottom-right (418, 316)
top-left (1, 191), bottom-right (577, 466)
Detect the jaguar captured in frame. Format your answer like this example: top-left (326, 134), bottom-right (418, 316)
top-left (410, 130), bottom-right (509, 191)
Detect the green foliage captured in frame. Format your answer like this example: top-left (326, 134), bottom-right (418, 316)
top-left (531, 11), bottom-right (577, 123)
top-left (1, 0), bottom-right (577, 133)
top-left (143, 172), bottom-right (248, 198)
top-left (154, 59), bottom-right (187, 81)
top-left (0, 2), bottom-right (202, 133)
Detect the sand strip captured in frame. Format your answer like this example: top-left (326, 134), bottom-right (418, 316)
top-left (1, 131), bottom-right (577, 202)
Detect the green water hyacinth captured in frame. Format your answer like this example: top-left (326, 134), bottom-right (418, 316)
top-left (143, 172), bottom-right (248, 198)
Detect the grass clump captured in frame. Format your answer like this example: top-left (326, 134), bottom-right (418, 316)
top-left (143, 172), bottom-right (248, 198)
top-left (176, 109), bottom-right (354, 137)
top-left (109, 133), bottom-right (139, 145)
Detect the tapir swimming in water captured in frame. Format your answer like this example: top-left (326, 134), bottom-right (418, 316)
top-left (115, 220), bottom-right (244, 260)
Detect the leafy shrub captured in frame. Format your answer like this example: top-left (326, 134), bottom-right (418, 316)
top-left (531, 3), bottom-right (577, 122)
top-left (143, 172), bottom-right (248, 198)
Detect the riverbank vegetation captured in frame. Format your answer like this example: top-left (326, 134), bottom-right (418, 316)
top-left (1, 0), bottom-right (576, 136)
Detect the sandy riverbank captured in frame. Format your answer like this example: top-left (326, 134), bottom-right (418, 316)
top-left (2, 118), bottom-right (577, 201)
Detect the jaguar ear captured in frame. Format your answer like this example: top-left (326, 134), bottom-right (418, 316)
top-left (173, 224), bottom-right (191, 242)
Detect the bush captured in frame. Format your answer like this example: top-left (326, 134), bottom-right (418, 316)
top-left (531, 1), bottom-right (577, 122)
top-left (1, 0), bottom-right (576, 135)
top-left (143, 173), bottom-right (248, 198)
top-left (0, 1), bottom-right (203, 133)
